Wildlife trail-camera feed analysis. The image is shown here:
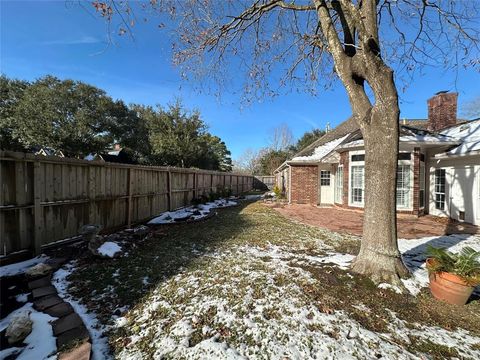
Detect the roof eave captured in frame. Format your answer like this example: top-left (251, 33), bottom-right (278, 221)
top-left (434, 150), bottom-right (480, 159)
top-left (273, 161), bottom-right (289, 174)
top-left (287, 160), bottom-right (321, 166)
top-left (400, 140), bottom-right (460, 146)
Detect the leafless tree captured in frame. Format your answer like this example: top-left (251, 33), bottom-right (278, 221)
top-left (269, 123), bottom-right (294, 151)
top-left (461, 96), bottom-right (480, 119)
top-left (233, 148), bottom-right (261, 174)
top-left (92, 0), bottom-right (480, 286)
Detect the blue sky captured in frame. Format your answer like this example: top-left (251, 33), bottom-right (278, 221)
top-left (1, 1), bottom-right (479, 159)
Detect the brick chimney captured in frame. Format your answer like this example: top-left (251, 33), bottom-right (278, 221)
top-left (427, 92), bottom-right (458, 132)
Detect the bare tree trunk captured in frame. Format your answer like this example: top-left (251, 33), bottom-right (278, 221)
top-left (314, 0), bottom-right (410, 285)
top-left (350, 70), bottom-right (409, 285)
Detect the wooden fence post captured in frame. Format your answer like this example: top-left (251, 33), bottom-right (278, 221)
top-left (15, 161), bottom-right (28, 251)
top-left (193, 172), bottom-right (197, 200)
top-left (88, 166), bottom-right (96, 224)
top-left (127, 168), bottom-right (134, 227)
top-left (0, 161), bottom-right (3, 256)
top-left (167, 169), bottom-right (172, 211)
top-left (33, 160), bottom-right (42, 255)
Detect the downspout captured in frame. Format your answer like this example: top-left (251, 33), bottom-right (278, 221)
top-left (288, 164), bottom-right (292, 204)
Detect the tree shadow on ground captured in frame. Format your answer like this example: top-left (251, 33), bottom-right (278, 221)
top-left (63, 201), bottom-right (257, 324)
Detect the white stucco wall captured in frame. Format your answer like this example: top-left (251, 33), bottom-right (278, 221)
top-left (428, 155), bottom-right (480, 225)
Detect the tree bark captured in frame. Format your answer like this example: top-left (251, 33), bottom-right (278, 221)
top-left (350, 69), bottom-right (409, 286)
top-left (313, 0), bottom-right (410, 285)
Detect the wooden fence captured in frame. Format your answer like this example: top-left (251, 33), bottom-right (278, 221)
top-left (0, 151), bottom-right (254, 257)
top-left (254, 176), bottom-right (275, 190)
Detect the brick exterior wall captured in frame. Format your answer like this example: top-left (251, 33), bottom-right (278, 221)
top-left (427, 92), bottom-right (458, 132)
top-left (290, 165), bottom-right (318, 204)
top-left (339, 152), bottom-right (349, 205)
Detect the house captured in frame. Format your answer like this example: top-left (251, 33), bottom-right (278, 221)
top-left (274, 92), bottom-right (480, 226)
top-left (31, 146), bottom-right (65, 157)
top-left (84, 144), bottom-right (137, 164)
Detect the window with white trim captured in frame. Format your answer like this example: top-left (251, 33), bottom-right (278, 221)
top-left (320, 170), bottom-right (331, 186)
top-left (350, 166), bottom-right (364, 205)
top-left (335, 166), bottom-right (343, 203)
top-left (396, 165), bottom-right (411, 208)
top-left (435, 169), bottom-right (446, 210)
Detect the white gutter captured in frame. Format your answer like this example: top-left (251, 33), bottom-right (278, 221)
top-left (434, 150), bottom-right (480, 159)
top-left (400, 141), bottom-right (460, 146)
top-left (286, 160), bottom-right (321, 166)
top-left (274, 160), bottom-right (289, 174)
top-left (288, 164), bottom-right (292, 204)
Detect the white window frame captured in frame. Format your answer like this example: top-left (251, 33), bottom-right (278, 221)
top-left (335, 165), bottom-right (343, 204)
top-left (396, 163), bottom-right (412, 209)
top-left (349, 151), bottom-right (365, 207)
top-left (434, 168), bottom-right (446, 211)
top-left (320, 170), bottom-right (331, 186)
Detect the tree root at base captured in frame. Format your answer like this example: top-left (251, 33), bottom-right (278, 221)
top-left (351, 254), bottom-right (410, 289)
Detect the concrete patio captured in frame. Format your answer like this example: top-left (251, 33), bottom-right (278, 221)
top-left (271, 204), bottom-right (479, 239)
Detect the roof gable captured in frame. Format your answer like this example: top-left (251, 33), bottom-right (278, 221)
top-left (293, 117), bottom-right (359, 158)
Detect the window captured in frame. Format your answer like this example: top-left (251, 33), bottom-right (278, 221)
top-left (350, 166), bottom-right (364, 205)
top-left (398, 152), bottom-right (411, 161)
top-left (320, 170), bottom-right (331, 186)
top-left (351, 154), bottom-right (365, 162)
top-left (419, 162), bottom-right (425, 208)
top-left (396, 165), bottom-right (411, 208)
top-left (435, 169), bottom-right (446, 210)
top-left (335, 166), bottom-right (343, 203)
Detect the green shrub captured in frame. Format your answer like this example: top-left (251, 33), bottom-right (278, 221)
top-left (208, 190), bottom-right (219, 202)
top-left (426, 245), bottom-right (480, 285)
top-left (216, 185), bottom-right (232, 198)
top-left (273, 185), bottom-right (282, 198)
top-left (191, 194), bottom-right (209, 206)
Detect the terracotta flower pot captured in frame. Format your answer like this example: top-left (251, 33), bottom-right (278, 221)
top-left (426, 258), bottom-right (474, 306)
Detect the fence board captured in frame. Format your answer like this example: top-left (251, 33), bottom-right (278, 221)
top-left (0, 150), bottom-right (254, 256)
top-left (254, 176), bottom-right (275, 190)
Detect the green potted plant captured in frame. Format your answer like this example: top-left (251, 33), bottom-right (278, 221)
top-left (426, 245), bottom-right (480, 305)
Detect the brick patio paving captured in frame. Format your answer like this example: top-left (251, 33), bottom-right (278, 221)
top-left (271, 204), bottom-right (479, 239)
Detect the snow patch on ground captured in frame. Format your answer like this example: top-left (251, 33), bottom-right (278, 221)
top-left (304, 252), bottom-right (355, 269)
top-left (148, 199), bottom-right (237, 224)
top-left (97, 242), bottom-right (122, 258)
top-left (41, 231), bottom-right (478, 360)
top-left (0, 302), bottom-right (57, 360)
top-left (0, 254), bottom-right (50, 278)
top-left (378, 283), bottom-right (403, 294)
top-left (243, 194), bottom-right (263, 201)
top-left (15, 293), bottom-right (29, 303)
top-left (52, 263), bottom-right (111, 360)
top-left (116, 238), bottom-right (480, 359)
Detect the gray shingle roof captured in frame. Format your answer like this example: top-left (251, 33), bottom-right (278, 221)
top-left (294, 117), bottom-right (468, 159)
top-left (293, 117), bottom-right (359, 158)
